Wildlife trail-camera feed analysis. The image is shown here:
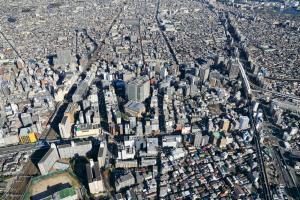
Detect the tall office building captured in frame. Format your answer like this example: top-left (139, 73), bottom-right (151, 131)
top-left (208, 119), bottom-right (214, 132)
top-left (239, 116), bottom-right (250, 130)
top-left (20, 113), bottom-right (33, 127)
top-left (290, 127), bottom-right (299, 136)
top-left (64, 103), bottom-right (78, 123)
top-left (229, 58), bottom-right (240, 80)
top-left (79, 111), bottom-right (85, 124)
top-left (38, 145), bottom-right (59, 175)
top-left (221, 119), bottom-right (230, 132)
top-left (86, 160), bottom-right (105, 194)
top-left (85, 110), bottom-right (92, 124)
top-left (97, 141), bottom-right (107, 168)
top-left (126, 76), bottom-right (150, 102)
top-left (72, 81), bottom-right (89, 102)
top-left (199, 65), bottom-right (210, 83)
top-left (59, 103), bottom-right (78, 139)
top-left (201, 135), bottom-right (210, 146)
top-left (194, 133), bottom-right (203, 147)
top-left (59, 116), bottom-right (72, 138)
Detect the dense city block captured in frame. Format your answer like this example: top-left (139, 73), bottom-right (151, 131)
top-left (0, 0), bottom-right (300, 199)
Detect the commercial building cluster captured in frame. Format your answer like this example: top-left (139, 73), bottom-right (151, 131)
top-left (0, 0), bottom-right (299, 199)
top-left (218, 0), bottom-right (300, 97)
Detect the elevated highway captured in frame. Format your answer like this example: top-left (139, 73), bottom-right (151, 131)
top-left (265, 76), bottom-right (300, 82)
top-left (237, 58), bottom-right (252, 97)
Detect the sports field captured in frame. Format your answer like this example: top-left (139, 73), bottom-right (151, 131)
top-left (30, 171), bottom-right (80, 197)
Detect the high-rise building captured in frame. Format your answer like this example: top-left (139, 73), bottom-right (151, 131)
top-left (229, 58), bottom-right (240, 80)
top-left (199, 65), bottom-right (210, 83)
top-left (208, 119), bottom-right (214, 132)
top-left (126, 76), bottom-right (150, 102)
top-left (221, 119), bottom-right (230, 132)
top-left (72, 73), bottom-right (95, 102)
top-left (64, 103), bottom-right (78, 123)
top-left (239, 116), bottom-right (250, 130)
top-left (20, 113), bottom-right (33, 127)
top-left (201, 135), bottom-right (210, 146)
top-left (219, 137), bottom-right (227, 149)
top-left (194, 133), bottom-right (203, 147)
top-left (38, 145), bottom-right (59, 175)
top-left (59, 103), bottom-right (78, 139)
top-left (86, 160), bottom-right (105, 194)
top-left (79, 111), bottom-right (85, 124)
top-left (129, 117), bottom-right (136, 128)
top-left (59, 116), bottom-right (72, 139)
top-left (290, 127), bottom-right (299, 136)
top-left (85, 110), bottom-right (92, 124)
top-left (97, 141), bottom-right (107, 168)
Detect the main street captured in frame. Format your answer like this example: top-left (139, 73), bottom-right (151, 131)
top-left (218, 7), bottom-right (273, 199)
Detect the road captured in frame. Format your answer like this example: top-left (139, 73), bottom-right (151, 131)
top-left (221, 9), bottom-right (272, 200)
top-left (265, 76), bottom-right (300, 82)
top-left (276, 147), bottom-right (300, 197)
top-left (101, 169), bottom-right (114, 199)
top-left (246, 97), bottom-right (272, 200)
top-left (272, 147), bottom-right (292, 187)
top-left (155, 0), bottom-right (179, 65)
top-left (0, 28), bottom-right (24, 62)
top-left (252, 130), bottom-right (272, 200)
top-left (0, 143), bottom-right (47, 158)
